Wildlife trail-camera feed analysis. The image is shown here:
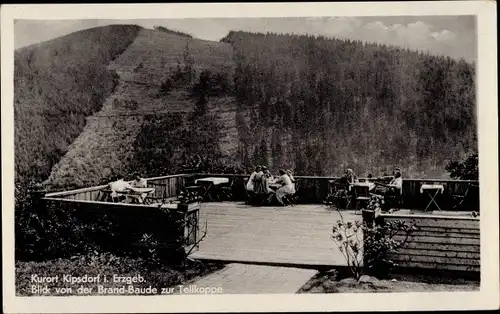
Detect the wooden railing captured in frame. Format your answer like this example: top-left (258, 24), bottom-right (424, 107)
top-left (43, 173), bottom-right (479, 211)
top-left (44, 174), bottom-right (189, 202)
top-left (191, 174), bottom-right (480, 211)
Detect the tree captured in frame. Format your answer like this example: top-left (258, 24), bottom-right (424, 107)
top-left (445, 153), bottom-right (478, 180)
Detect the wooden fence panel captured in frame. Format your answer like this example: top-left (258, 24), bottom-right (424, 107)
top-left (379, 214), bottom-right (480, 272)
top-left (42, 198), bottom-right (196, 249)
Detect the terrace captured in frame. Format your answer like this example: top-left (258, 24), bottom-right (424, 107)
top-left (42, 173), bottom-right (480, 273)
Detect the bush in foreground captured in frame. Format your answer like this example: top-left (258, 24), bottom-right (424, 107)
top-left (331, 200), bottom-right (417, 280)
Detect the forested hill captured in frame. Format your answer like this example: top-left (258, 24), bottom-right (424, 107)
top-left (14, 25), bottom-right (142, 188)
top-left (18, 27), bottom-right (476, 192)
top-left (221, 31), bottom-right (476, 177)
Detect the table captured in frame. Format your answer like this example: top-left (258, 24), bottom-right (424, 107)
top-left (100, 187), bottom-right (155, 204)
top-left (352, 182), bottom-right (376, 191)
top-left (269, 183), bottom-right (281, 190)
top-left (195, 177), bottom-right (229, 185)
top-left (194, 177), bottom-right (229, 201)
top-left (351, 183), bottom-right (373, 211)
top-left (420, 184), bottom-right (445, 211)
top-left (126, 187), bottom-right (155, 204)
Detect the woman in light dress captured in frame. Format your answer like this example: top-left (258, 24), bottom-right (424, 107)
top-left (275, 169), bottom-right (294, 205)
top-left (109, 175), bottom-right (133, 200)
top-left (345, 168), bottom-right (358, 184)
top-left (246, 166), bottom-right (261, 192)
top-left (287, 169), bottom-right (296, 194)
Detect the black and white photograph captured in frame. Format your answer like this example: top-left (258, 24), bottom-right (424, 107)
top-left (2, 2), bottom-right (498, 313)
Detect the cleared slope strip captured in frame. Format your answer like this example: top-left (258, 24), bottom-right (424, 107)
top-left (46, 28), bottom-right (239, 188)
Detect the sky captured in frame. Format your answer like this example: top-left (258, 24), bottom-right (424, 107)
top-left (14, 16), bottom-right (476, 62)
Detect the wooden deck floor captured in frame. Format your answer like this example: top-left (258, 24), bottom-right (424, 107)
top-left (190, 202), bottom-right (361, 267)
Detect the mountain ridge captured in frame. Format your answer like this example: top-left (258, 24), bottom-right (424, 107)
top-left (14, 25), bottom-right (476, 190)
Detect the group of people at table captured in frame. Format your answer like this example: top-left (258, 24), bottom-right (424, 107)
top-left (331, 167), bottom-right (403, 210)
top-left (105, 167), bottom-right (403, 207)
top-left (245, 166), bottom-right (297, 206)
top-left (339, 167), bottom-right (403, 195)
top-left (106, 173), bottom-right (153, 203)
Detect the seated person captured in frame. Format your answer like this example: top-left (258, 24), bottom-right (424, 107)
top-left (275, 169), bottom-right (294, 206)
top-left (373, 167), bottom-right (403, 197)
top-left (287, 169), bottom-right (296, 194)
top-left (108, 175), bottom-right (133, 202)
top-left (246, 166), bottom-right (261, 192)
top-left (344, 168), bottom-right (358, 185)
top-left (251, 170), bottom-right (274, 205)
top-left (262, 166), bottom-right (275, 183)
top-left (131, 173), bottom-right (150, 203)
top-left (366, 174), bottom-right (373, 182)
top-left (131, 173), bottom-right (147, 188)
top-left (336, 169), bottom-right (358, 193)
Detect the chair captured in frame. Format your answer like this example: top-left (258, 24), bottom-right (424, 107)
top-left (97, 188), bottom-right (113, 202)
top-left (146, 182), bottom-right (168, 205)
top-left (384, 190), bottom-right (403, 211)
top-left (333, 182), bottom-right (353, 210)
top-left (218, 177), bottom-right (235, 201)
top-left (282, 180), bottom-right (300, 206)
top-left (452, 183), bottom-right (478, 210)
top-left (244, 178), bottom-right (256, 204)
top-left (353, 185), bottom-right (371, 211)
top-left (251, 177), bottom-right (271, 206)
top-left (184, 184), bottom-right (205, 201)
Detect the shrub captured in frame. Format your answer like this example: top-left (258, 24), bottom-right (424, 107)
top-left (15, 186), bottom-right (120, 261)
top-left (16, 192), bottom-right (207, 267)
top-left (331, 203), bottom-right (416, 280)
top-left (445, 153), bottom-right (478, 180)
top-left (179, 154), bottom-right (245, 174)
top-left (158, 77), bottom-right (173, 96)
top-left (191, 69), bottom-right (233, 98)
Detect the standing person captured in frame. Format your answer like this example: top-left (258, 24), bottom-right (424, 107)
top-left (275, 169), bottom-right (294, 205)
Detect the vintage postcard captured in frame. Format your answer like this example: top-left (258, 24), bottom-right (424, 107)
top-left (1, 1), bottom-right (498, 313)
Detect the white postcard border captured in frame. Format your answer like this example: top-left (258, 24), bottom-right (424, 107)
top-left (2, 2), bottom-right (498, 313)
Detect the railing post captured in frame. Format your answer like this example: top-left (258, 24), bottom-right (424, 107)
top-left (361, 209), bottom-right (375, 269)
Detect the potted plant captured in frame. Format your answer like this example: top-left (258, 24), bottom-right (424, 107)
top-left (176, 188), bottom-right (202, 212)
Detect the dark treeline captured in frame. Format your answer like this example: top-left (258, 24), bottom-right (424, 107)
top-left (154, 26), bottom-right (193, 38)
top-left (221, 31), bottom-right (477, 177)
